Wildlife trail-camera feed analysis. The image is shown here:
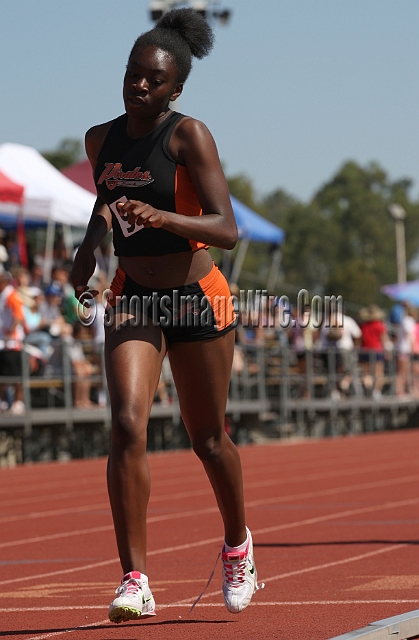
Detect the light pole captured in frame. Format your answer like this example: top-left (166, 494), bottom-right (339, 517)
top-left (148, 0), bottom-right (232, 24)
top-left (388, 203), bottom-right (407, 284)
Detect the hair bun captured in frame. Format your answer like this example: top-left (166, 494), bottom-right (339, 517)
top-left (156, 7), bottom-right (214, 59)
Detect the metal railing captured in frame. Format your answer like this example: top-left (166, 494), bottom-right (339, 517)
top-left (0, 340), bottom-right (418, 464)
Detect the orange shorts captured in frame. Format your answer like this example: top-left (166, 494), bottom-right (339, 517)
top-left (107, 262), bottom-right (236, 345)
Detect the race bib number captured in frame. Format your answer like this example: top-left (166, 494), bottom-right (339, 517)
top-left (109, 196), bottom-right (144, 237)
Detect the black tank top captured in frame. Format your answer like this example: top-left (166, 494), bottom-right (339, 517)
top-left (95, 110), bottom-right (207, 257)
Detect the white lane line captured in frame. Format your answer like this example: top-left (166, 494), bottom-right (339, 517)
top-left (0, 472), bottom-right (204, 509)
top-left (251, 497), bottom-right (419, 536)
top-left (1, 470), bottom-right (418, 544)
top-left (2, 455), bottom-right (418, 525)
top-left (6, 546), bottom-right (412, 640)
top-left (0, 496), bottom-right (416, 587)
top-left (174, 544), bottom-right (408, 606)
top-left (22, 618), bottom-right (110, 640)
top-left (0, 455), bottom-right (415, 508)
top-left (0, 487), bottom-right (106, 510)
top-left (0, 503), bottom-right (110, 525)
top-left (0, 557), bottom-right (120, 587)
top-left (1, 600), bottom-right (418, 613)
top-left (242, 459), bottom-right (419, 493)
top-left (244, 474), bottom-right (419, 511)
top-left (0, 475), bottom-right (105, 498)
top-left (181, 600), bottom-right (419, 606)
top-left (0, 525), bottom-right (115, 551)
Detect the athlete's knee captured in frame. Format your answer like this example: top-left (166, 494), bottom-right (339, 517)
top-left (112, 408), bottom-right (147, 449)
top-left (191, 433), bottom-right (224, 463)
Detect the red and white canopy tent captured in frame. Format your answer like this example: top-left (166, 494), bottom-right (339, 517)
top-left (0, 143), bottom-right (95, 279)
top-left (0, 169), bottom-right (24, 209)
top-left (62, 159), bottom-right (96, 195)
top-left (0, 170), bottom-right (28, 266)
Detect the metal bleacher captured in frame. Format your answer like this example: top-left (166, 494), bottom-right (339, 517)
top-left (0, 340), bottom-right (418, 464)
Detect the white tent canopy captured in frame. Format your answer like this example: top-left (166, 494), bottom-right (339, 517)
top-left (0, 143), bottom-right (94, 226)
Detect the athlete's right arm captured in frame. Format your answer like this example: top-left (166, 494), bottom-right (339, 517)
top-left (70, 122), bottom-right (113, 295)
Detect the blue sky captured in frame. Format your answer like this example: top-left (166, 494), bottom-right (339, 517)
top-left (1, 0), bottom-right (418, 202)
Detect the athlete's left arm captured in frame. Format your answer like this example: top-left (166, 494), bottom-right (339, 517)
top-left (117, 119), bottom-right (238, 250)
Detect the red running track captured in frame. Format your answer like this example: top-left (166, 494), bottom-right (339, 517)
top-left (0, 429), bottom-right (418, 640)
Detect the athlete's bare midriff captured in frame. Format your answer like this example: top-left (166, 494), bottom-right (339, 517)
top-left (119, 246), bottom-right (213, 288)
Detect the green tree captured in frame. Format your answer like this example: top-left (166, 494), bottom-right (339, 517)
top-left (311, 160), bottom-right (419, 306)
top-left (41, 138), bottom-right (84, 170)
top-left (226, 174), bottom-right (260, 212)
top-left (226, 161), bottom-right (419, 308)
top-left (224, 173), bottom-right (279, 290)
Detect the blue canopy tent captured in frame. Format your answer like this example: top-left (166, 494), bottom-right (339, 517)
top-left (231, 196), bottom-right (285, 244)
top-left (381, 281), bottom-right (419, 307)
top-left (0, 214), bottom-right (48, 229)
top-left (229, 195), bottom-right (285, 288)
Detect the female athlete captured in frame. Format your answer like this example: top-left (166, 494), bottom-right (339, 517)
top-left (71, 7), bottom-right (261, 623)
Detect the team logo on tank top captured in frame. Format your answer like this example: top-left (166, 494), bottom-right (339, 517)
top-left (98, 163), bottom-right (154, 190)
top-left (109, 196), bottom-right (144, 237)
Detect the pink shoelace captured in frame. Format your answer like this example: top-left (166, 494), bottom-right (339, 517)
top-left (189, 551), bottom-right (221, 613)
top-left (116, 578), bottom-right (141, 596)
top-left (223, 558), bottom-right (246, 585)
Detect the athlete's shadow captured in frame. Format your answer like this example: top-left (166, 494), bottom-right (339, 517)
top-left (0, 620), bottom-right (233, 637)
top-left (254, 539), bottom-right (419, 547)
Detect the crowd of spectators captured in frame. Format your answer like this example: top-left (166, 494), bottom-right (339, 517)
top-left (231, 288), bottom-right (419, 401)
top-left (1, 228), bottom-right (418, 413)
top-left (0, 230), bottom-right (108, 413)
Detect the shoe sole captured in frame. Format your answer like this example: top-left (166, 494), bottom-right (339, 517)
top-left (108, 605), bottom-right (156, 624)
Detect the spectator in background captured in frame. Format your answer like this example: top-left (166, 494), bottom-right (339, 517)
top-left (47, 322), bottom-right (96, 408)
top-left (29, 262), bottom-right (44, 289)
top-left (396, 304), bottom-right (416, 396)
top-left (412, 309), bottom-right (419, 397)
top-left (51, 266), bottom-right (73, 296)
top-left (14, 266), bottom-right (34, 307)
top-left (48, 265), bottom-right (80, 325)
top-left (0, 229), bottom-right (9, 273)
top-left (69, 323), bottom-right (96, 409)
top-left (154, 356), bottom-right (172, 406)
top-left (389, 302), bottom-right (404, 326)
top-left (23, 288), bottom-right (53, 360)
top-left (359, 304), bottom-right (388, 399)
top-left (0, 272), bottom-right (25, 414)
top-left (289, 303), bottom-right (318, 398)
top-left (91, 279), bottom-right (107, 407)
top-left (319, 310), bottom-right (362, 398)
top-left (39, 283), bottom-right (71, 337)
top-left (4, 232), bottom-right (20, 270)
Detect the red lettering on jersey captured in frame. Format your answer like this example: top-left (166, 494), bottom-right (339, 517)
top-left (97, 164), bottom-right (154, 189)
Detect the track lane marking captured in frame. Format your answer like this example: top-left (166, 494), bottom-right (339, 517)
top-left (18, 618), bottom-right (110, 640)
top-left (1, 469), bottom-right (418, 527)
top-left (9, 546), bottom-right (412, 640)
top-left (1, 475), bottom-right (417, 551)
top-left (244, 474), bottom-right (419, 510)
top-left (0, 503), bottom-right (110, 524)
top-left (0, 496), bottom-right (417, 587)
top-left (173, 544), bottom-right (408, 605)
top-left (1, 600), bottom-right (418, 613)
top-left (0, 453), bottom-right (416, 500)
top-left (2, 427), bottom-right (417, 486)
top-left (0, 487), bottom-right (107, 509)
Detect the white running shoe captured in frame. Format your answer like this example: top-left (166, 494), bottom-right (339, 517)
top-left (222, 527), bottom-right (263, 613)
top-left (108, 571), bottom-right (156, 623)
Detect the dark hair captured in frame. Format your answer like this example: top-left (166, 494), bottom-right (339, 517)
top-left (129, 8), bottom-right (214, 83)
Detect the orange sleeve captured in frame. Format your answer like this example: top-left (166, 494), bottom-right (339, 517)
top-left (7, 291), bottom-right (25, 322)
top-left (174, 165), bottom-right (208, 252)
